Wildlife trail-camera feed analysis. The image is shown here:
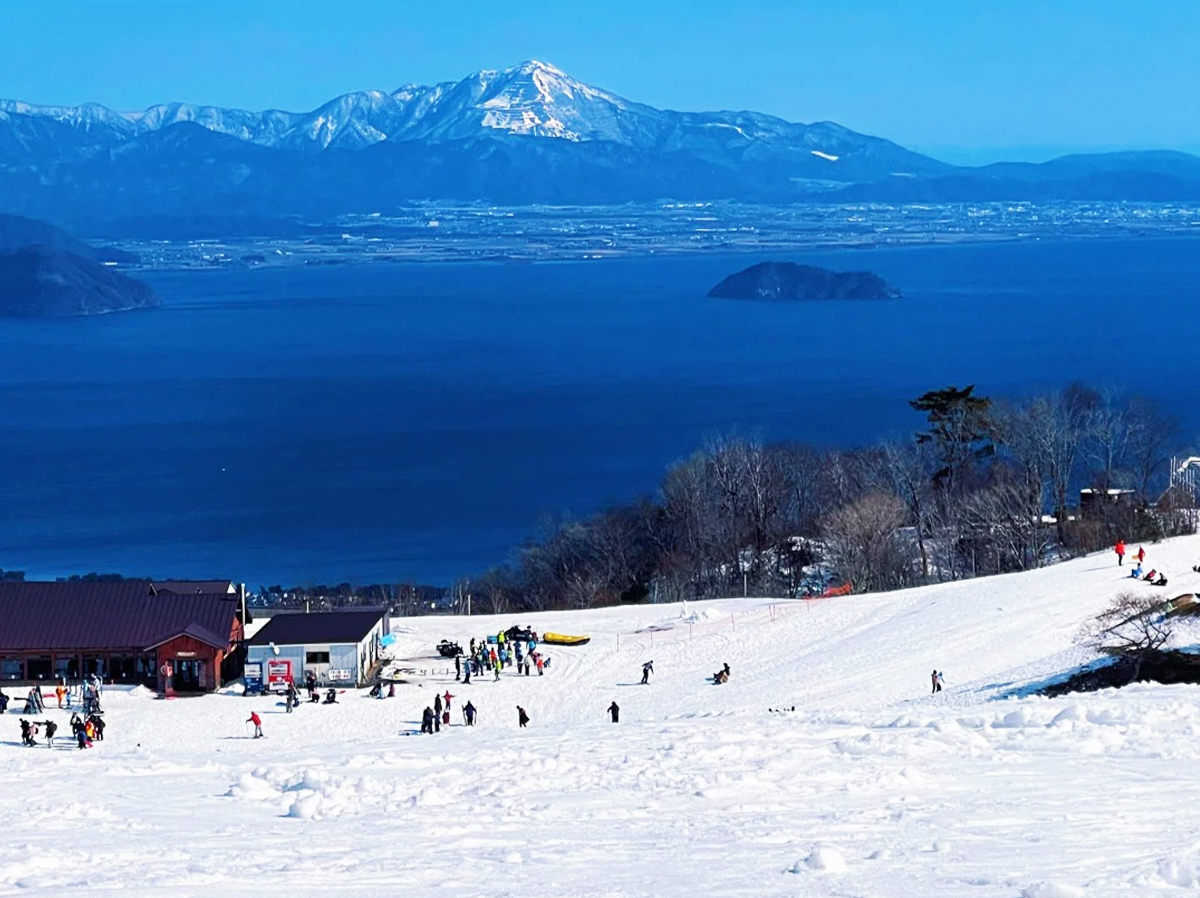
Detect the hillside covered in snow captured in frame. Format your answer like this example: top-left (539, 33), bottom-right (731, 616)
top-left (4, 534), bottom-right (1200, 896)
top-left (3, 61), bottom-right (1200, 228)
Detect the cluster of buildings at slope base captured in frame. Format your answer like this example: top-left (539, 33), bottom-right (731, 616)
top-left (0, 580), bottom-right (390, 694)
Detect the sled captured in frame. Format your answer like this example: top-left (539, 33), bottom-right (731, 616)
top-left (542, 632), bottom-right (590, 646)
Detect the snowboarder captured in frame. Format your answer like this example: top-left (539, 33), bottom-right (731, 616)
top-left (323, 688), bottom-right (338, 704)
top-left (517, 706), bottom-right (529, 728)
top-left (931, 670), bottom-right (944, 694)
top-left (713, 663), bottom-right (730, 684)
top-left (247, 711), bottom-right (263, 738)
top-left (421, 706), bottom-right (434, 734)
top-left (1115, 539), bottom-right (1126, 566)
top-left (608, 701), bottom-right (619, 723)
top-left (463, 701), bottom-right (477, 726)
top-left (641, 660), bottom-right (654, 685)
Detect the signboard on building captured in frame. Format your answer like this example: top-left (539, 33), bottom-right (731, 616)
top-left (244, 662), bottom-right (263, 693)
top-left (266, 659), bottom-right (293, 689)
top-left (328, 668), bottom-right (353, 682)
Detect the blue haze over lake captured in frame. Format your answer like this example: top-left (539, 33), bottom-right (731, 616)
top-left (1, 237), bottom-right (1197, 585)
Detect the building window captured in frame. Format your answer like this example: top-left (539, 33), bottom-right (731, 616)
top-left (305, 651), bottom-right (330, 664)
top-left (25, 655), bottom-right (52, 680)
top-left (0, 657), bottom-right (23, 679)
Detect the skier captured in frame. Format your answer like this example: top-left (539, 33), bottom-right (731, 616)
top-left (494, 659), bottom-right (502, 681)
top-left (463, 701), bottom-right (477, 726)
top-left (1115, 539), bottom-right (1126, 566)
top-left (247, 711), bottom-right (263, 738)
top-left (517, 706), bottom-right (529, 728)
top-left (641, 660), bottom-right (654, 685)
top-left (608, 701), bottom-right (619, 723)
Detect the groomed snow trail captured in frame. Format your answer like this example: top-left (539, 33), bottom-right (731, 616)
top-left (4, 535), bottom-right (1200, 897)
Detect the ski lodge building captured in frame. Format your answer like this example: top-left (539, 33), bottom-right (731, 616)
top-left (0, 580), bottom-right (245, 692)
top-left (245, 607), bottom-right (388, 688)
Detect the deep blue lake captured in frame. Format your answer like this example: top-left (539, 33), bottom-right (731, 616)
top-left (1, 237), bottom-right (1197, 585)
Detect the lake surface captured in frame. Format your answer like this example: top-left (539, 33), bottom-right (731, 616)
top-left (1, 237), bottom-right (1197, 585)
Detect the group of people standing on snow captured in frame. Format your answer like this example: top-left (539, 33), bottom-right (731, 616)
top-left (1115, 540), bottom-right (1169, 585)
top-left (18, 712), bottom-right (103, 748)
top-left (456, 633), bottom-right (548, 684)
top-left (420, 689), bottom-right (478, 732)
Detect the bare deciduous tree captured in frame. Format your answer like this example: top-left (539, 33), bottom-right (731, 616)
top-left (1079, 590), bottom-right (1174, 683)
top-left (820, 492), bottom-right (912, 592)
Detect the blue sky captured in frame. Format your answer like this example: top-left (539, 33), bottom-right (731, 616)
top-left (2, 0), bottom-right (1196, 161)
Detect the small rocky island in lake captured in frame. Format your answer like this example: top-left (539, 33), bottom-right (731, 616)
top-left (0, 245), bottom-right (159, 317)
top-left (708, 261), bottom-right (899, 300)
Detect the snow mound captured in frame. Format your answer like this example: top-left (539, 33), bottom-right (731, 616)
top-left (1022, 882), bottom-right (1085, 898)
top-left (789, 846), bottom-right (846, 873)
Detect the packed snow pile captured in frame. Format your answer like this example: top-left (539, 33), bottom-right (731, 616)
top-left (4, 534), bottom-right (1200, 896)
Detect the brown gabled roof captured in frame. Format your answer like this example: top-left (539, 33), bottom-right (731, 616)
top-left (0, 581), bottom-right (239, 653)
top-left (154, 580), bottom-right (236, 595)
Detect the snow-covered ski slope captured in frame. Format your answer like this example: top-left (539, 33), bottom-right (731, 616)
top-left (5, 535), bottom-right (1200, 897)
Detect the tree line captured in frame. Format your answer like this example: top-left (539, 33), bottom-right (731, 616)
top-left (460, 383), bottom-right (1195, 613)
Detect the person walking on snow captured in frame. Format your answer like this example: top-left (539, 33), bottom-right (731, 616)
top-left (463, 700), bottom-right (476, 726)
top-left (1115, 539), bottom-right (1126, 566)
top-left (434, 693), bottom-right (443, 719)
top-left (608, 701), bottom-right (619, 723)
top-left (247, 711), bottom-right (263, 738)
top-left (641, 660), bottom-right (654, 685)
top-left (931, 670), bottom-right (944, 694)
top-left (517, 706), bottom-right (529, 728)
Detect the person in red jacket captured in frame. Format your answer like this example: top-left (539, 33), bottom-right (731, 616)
top-left (1135, 546), bottom-right (1146, 565)
top-left (247, 711), bottom-right (263, 739)
top-left (1114, 539), bottom-right (1126, 566)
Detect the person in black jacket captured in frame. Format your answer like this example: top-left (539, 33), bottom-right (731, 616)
top-left (421, 706), bottom-right (435, 734)
top-left (517, 706), bottom-right (529, 728)
top-left (641, 661), bottom-right (654, 685)
top-left (607, 701), bottom-right (619, 723)
top-left (463, 701), bottom-right (476, 726)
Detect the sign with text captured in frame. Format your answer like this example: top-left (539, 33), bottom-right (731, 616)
top-left (328, 668), bottom-right (353, 682)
